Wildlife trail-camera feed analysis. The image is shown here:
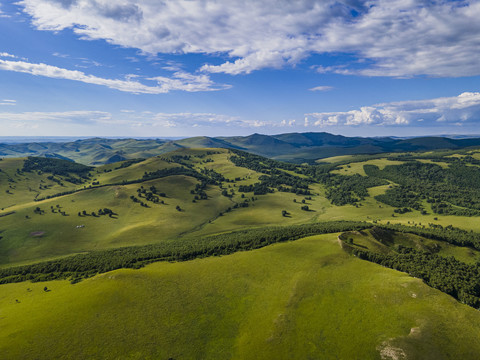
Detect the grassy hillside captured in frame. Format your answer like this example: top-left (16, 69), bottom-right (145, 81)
top-left (2, 234), bottom-right (480, 359)
top-left (3, 147), bottom-right (480, 268)
top-left (3, 146), bottom-right (480, 359)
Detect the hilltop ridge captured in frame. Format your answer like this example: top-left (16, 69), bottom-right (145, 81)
top-left (2, 132), bottom-right (480, 165)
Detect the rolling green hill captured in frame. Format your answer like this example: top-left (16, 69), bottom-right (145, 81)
top-left (3, 145), bottom-right (480, 358)
top-left (3, 147), bottom-right (480, 268)
top-left (3, 132), bottom-right (480, 165)
top-left (2, 234), bottom-right (480, 359)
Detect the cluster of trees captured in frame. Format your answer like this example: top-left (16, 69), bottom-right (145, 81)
top-left (50, 205), bottom-right (68, 216)
top-left (230, 150), bottom-right (391, 205)
top-left (393, 207), bottom-right (412, 214)
top-left (221, 189), bottom-right (234, 198)
top-left (429, 201), bottom-right (480, 216)
top-left (136, 185), bottom-right (166, 204)
top-left (238, 183), bottom-right (274, 195)
top-left (0, 221), bottom-right (367, 285)
top-left (323, 174), bottom-right (387, 206)
top-left (233, 200), bottom-right (250, 208)
top-left (229, 149), bottom-right (299, 173)
top-left (142, 167), bottom-right (200, 182)
top-left (22, 157), bottom-right (92, 179)
top-left (364, 161), bottom-right (480, 216)
top-left (130, 195), bottom-right (150, 207)
top-left (229, 151), bottom-right (313, 196)
top-left (33, 207), bottom-right (44, 215)
top-left (199, 168), bottom-right (230, 184)
top-left (373, 185), bottom-right (421, 210)
top-left (77, 208), bottom-right (115, 217)
top-left (47, 175), bottom-right (65, 186)
top-left (162, 155), bottom-right (197, 169)
top-left (258, 171), bottom-right (311, 194)
top-left (113, 158), bottom-right (144, 170)
top-left (191, 182), bottom-right (208, 200)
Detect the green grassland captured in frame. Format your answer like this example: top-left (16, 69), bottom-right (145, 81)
top-left (330, 158), bottom-right (405, 176)
top-left (2, 234), bottom-right (480, 360)
top-left (4, 147), bottom-right (480, 268)
top-left (3, 146), bottom-right (480, 358)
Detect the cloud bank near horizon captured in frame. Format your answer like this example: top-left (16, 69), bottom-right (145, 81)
top-left (306, 92), bottom-right (480, 128)
top-left (2, 92), bottom-right (480, 135)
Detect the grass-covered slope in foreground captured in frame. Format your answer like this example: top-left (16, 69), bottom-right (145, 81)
top-left (2, 234), bottom-right (480, 360)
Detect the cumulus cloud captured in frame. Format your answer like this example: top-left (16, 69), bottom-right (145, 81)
top-left (306, 92), bottom-right (480, 127)
top-left (16, 0), bottom-right (480, 77)
top-left (0, 58), bottom-right (230, 93)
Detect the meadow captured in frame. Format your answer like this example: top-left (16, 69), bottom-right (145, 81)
top-left (3, 146), bottom-right (480, 358)
top-left (2, 234), bottom-right (480, 359)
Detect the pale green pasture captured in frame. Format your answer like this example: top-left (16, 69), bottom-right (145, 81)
top-left (316, 155), bottom-right (357, 163)
top-left (93, 157), bottom-right (176, 185)
top-left (199, 151), bottom-right (262, 184)
top-left (330, 158), bottom-right (404, 176)
top-left (470, 152), bottom-right (480, 160)
top-left (194, 189), bottom-right (322, 237)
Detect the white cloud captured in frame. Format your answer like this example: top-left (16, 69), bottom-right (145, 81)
top-left (309, 86), bottom-right (334, 92)
top-left (0, 110), bottom-right (112, 123)
top-left (0, 58), bottom-right (230, 93)
top-left (52, 52), bottom-right (69, 58)
top-left (0, 99), bottom-right (17, 106)
top-left (306, 92), bottom-right (480, 127)
top-left (74, 111), bottom-right (278, 129)
top-left (17, 0), bottom-right (480, 77)
top-left (280, 119), bottom-right (296, 127)
top-left (151, 112), bottom-right (257, 128)
top-left (0, 52), bottom-right (17, 58)
top-left (0, 99), bottom-right (16, 106)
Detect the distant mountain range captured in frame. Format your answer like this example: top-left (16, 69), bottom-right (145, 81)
top-left (2, 132), bottom-right (480, 164)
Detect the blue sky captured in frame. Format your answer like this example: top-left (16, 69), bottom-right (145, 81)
top-left (0, 0), bottom-right (480, 137)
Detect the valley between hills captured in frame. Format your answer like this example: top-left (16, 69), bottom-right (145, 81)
top-left (2, 135), bottom-right (480, 359)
